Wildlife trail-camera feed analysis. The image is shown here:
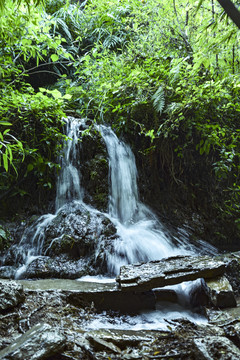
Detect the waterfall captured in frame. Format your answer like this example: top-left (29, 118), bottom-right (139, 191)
top-left (98, 126), bottom-right (139, 224)
top-left (13, 117), bottom-right (84, 278)
top-left (7, 117), bottom-right (195, 279)
top-left (55, 117), bottom-right (84, 210)
top-left (98, 125), bottom-right (193, 274)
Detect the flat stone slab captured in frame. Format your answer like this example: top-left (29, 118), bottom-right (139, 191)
top-left (18, 279), bottom-right (155, 313)
top-left (117, 255), bottom-right (226, 291)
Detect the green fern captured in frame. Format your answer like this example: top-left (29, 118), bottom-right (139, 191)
top-left (166, 102), bottom-right (183, 115)
top-left (152, 86), bottom-right (165, 115)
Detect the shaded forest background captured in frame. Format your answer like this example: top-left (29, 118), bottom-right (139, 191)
top-left (0, 0), bottom-right (240, 251)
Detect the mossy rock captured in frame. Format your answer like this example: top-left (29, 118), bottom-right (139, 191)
top-left (80, 127), bottom-right (109, 211)
top-left (0, 226), bottom-right (13, 252)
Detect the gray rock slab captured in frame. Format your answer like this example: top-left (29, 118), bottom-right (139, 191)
top-left (87, 335), bottom-right (122, 354)
top-left (117, 255), bottom-right (226, 291)
top-left (206, 276), bottom-right (237, 308)
top-left (193, 336), bottom-right (240, 360)
top-left (0, 280), bottom-right (25, 312)
top-left (18, 279), bottom-right (155, 313)
top-left (85, 329), bottom-right (170, 348)
top-left (0, 323), bottom-right (66, 360)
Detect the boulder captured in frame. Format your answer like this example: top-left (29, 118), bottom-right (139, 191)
top-left (117, 255), bottom-right (226, 291)
top-left (193, 336), bottom-right (240, 360)
top-left (43, 202), bottom-right (117, 266)
top-left (206, 276), bottom-right (237, 308)
top-left (20, 255), bottom-right (91, 279)
top-left (0, 280), bottom-right (25, 312)
top-left (0, 323), bottom-right (66, 360)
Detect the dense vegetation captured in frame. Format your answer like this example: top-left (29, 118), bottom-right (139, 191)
top-left (0, 0), bottom-right (240, 248)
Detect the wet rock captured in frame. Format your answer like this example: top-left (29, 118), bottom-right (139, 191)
top-left (22, 255), bottom-right (90, 279)
top-left (206, 276), bottom-right (237, 308)
top-left (0, 266), bottom-right (16, 279)
top-left (193, 336), bottom-right (240, 360)
top-left (68, 289), bottom-right (155, 313)
top-left (224, 323), bottom-right (240, 349)
top-left (0, 280), bottom-right (25, 312)
top-left (85, 328), bottom-right (169, 349)
top-left (153, 288), bottom-right (178, 303)
top-left (0, 226), bottom-right (12, 252)
top-left (0, 323), bottom-right (66, 360)
top-left (18, 279), bottom-right (155, 313)
top-left (87, 334), bottom-right (122, 354)
top-left (42, 202), bottom-right (119, 274)
top-left (220, 252), bottom-right (240, 295)
top-left (80, 127), bottom-right (109, 212)
top-left (118, 255), bottom-right (226, 291)
top-left (188, 278), bottom-right (209, 310)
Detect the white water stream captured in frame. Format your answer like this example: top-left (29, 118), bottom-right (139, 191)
top-left (98, 125), bottom-right (193, 274)
top-left (9, 117), bottom-right (211, 329)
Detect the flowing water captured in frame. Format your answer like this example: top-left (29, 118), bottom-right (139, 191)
top-left (98, 125), bottom-right (193, 274)
top-left (55, 118), bottom-right (84, 210)
top-left (1, 117), bottom-right (213, 328)
top-left (12, 117), bottom-right (194, 278)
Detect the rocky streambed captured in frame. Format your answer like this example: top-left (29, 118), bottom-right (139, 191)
top-left (1, 252), bottom-right (240, 359)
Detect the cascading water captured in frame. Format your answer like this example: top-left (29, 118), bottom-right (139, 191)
top-left (0, 116), bottom-right (212, 330)
top-left (55, 118), bottom-right (84, 210)
top-left (14, 117), bottom-right (85, 279)
top-left (4, 118), bottom-right (196, 280)
top-left (98, 125), bottom-right (193, 274)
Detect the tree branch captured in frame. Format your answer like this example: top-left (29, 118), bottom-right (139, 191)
top-left (217, 0), bottom-right (240, 29)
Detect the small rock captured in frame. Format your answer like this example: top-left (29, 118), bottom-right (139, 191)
top-left (87, 335), bottom-right (122, 354)
top-left (0, 280), bottom-right (25, 312)
top-left (193, 336), bottom-right (240, 359)
top-left (0, 323), bottom-right (66, 360)
top-left (206, 276), bottom-right (237, 308)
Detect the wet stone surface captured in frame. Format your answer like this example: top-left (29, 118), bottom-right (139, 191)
top-left (0, 323), bottom-right (66, 360)
top-left (206, 275), bottom-right (237, 308)
top-left (0, 279), bottom-right (240, 360)
top-left (0, 280), bottom-right (25, 312)
top-left (118, 255), bottom-right (226, 291)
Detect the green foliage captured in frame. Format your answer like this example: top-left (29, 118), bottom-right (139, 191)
top-left (152, 86), bottom-right (165, 115)
top-left (57, 0), bottom-right (240, 232)
top-left (0, 0), bottom-right (240, 238)
top-left (0, 225), bottom-right (12, 251)
top-left (0, 1), bottom-right (72, 201)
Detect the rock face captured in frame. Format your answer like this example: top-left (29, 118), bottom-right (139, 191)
top-left (1, 202), bottom-right (120, 279)
top-left (11, 201), bottom-right (120, 278)
top-left (43, 202), bottom-right (117, 260)
top-left (1, 277), bottom-right (240, 360)
top-left (19, 279), bottom-right (155, 313)
top-left (80, 127), bottom-right (109, 212)
top-left (21, 256), bottom-right (91, 279)
top-left (117, 255), bottom-right (226, 291)
top-left (0, 323), bottom-right (66, 360)
top-left (206, 276), bottom-right (237, 308)
top-left (0, 280), bottom-right (25, 312)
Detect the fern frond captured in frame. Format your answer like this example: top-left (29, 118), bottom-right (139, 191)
top-left (152, 86), bottom-right (165, 115)
top-left (56, 18), bottom-right (72, 42)
top-left (166, 102), bottom-right (183, 115)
